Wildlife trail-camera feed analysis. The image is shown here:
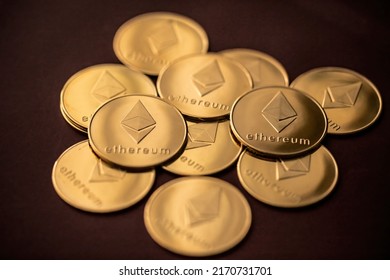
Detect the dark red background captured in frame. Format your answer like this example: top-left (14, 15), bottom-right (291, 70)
top-left (1, 0), bottom-right (389, 260)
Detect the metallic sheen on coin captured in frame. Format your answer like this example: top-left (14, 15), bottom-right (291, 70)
top-left (113, 12), bottom-right (209, 75)
top-left (220, 48), bottom-right (289, 88)
top-left (60, 64), bottom-right (157, 133)
top-left (157, 53), bottom-right (252, 119)
top-left (290, 67), bottom-right (382, 134)
top-left (237, 146), bottom-right (338, 207)
top-left (52, 140), bottom-right (155, 213)
top-left (88, 95), bottom-right (187, 169)
top-left (144, 176), bottom-right (252, 256)
top-left (163, 120), bottom-right (242, 175)
top-left (230, 86), bottom-right (327, 158)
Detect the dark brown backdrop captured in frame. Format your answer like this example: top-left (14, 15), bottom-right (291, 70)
top-left (0, 0), bottom-right (389, 260)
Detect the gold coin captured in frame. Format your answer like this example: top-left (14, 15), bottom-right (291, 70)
top-left (113, 12), bottom-right (209, 75)
top-left (144, 176), bottom-right (251, 256)
top-left (157, 53), bottom-right (252, 119)
top-left (230, 86), bottom-right (327, 158)
top-left (290, 67), bottom-right (382, 134)
top-left (237, 146), bottom-right (338, 207)
top-left (220, 48), bottom-right (289, 88)
top-left (52, 140), bottom-right (155, 213)
top-left (163, 120), bottom-right (242, 175)
top-left (88, 95), bottom-right (187, 169)
top-left (60, 63), bottom-right (157, 133)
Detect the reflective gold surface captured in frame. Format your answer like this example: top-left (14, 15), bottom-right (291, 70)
top-left (157, 53), bottom-right (252, 119)
top-left (52, 140), bottom-right (155, 213)
top-left (230, 86), bottom-right (327, 158)
top-left (290, 67), bottom-right (382, 134)
top-left (60, 64), bottom-right (157, 132)
top-left (113, 12), bottom-right (209, 75)
top-left (163, 120), bottom-right (242, 175)
top-left (88, 95), bottom-right (187, 169)
top-left (237, 146), bottom-right (338, 207)
top-left (144, 176), bottom-right (251, 256)
top-left (220, 48), bottom-right (289, 88)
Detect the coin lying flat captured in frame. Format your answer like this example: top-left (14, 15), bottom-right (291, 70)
top-left (52, 140), bottom-right (155, 213)
top-left (163, 120), bottom-right (242, 175)
top-left (144, 176), bottom-right (251, 257)
top-left (113, 12), bottom-right (209, 75)
top-left (88, 95), bottom-right (187, 169)
top-left (237, 146), bottom-right (338, 207)
top-left (220, 48), bottom-right (289, 88)
top-left (157, 53), bottom-right (252, 119)
top-left (60, 64), bottom-right (157, 133)
top-left (290, 67), bottom-right (382, 134)
top-left (230, 86), bottom-right (327, 158)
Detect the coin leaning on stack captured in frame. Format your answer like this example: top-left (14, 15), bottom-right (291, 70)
top-left (52, 12), bottom-right (383, 257)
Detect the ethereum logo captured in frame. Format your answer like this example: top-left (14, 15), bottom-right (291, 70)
top-left (192, 60), bottom-right (225, 97)
top-left (186, 122), bottom-right (218, 150)
top-left (147, 21), bottom-right (178, 55)
top-left (322, 82), bottom-right (361, 109)
top-left (89, 159), bottom-right (125, 183)
top-left (185, 188), bottom-right (221, 227)
top-left (121, 100), bottom-right (156, 144)
top-left (245, 59), bottom-right (262, 84)
top-left (262, 91), bottom-right (297, 133)
top-left (276, 155), bottom-right (311, 180)
top-left (90, 70), bottom-right (126, 102)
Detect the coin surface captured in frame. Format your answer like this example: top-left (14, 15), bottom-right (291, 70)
top-left (144, 176), bottom-right (251, 256)
top-left (290, 67), bottom-right (382, 134)
top-left (163, 120), bottom-right (242, 175)
top-left (230, 86), bottom-right (327, 158)
top-left (220, 48), bottom-right (289, 88)
top-left (88, 95), bottom-right (187, 169)
top-left (237, 146), bottom-right (338, 207)
top-left (60, 64), bottom-right (157, 132)
top-left (52, 140), bottom-right (155, 213)
top-left (113, 12), bottom-right (209, 75)
top-left (157, 53), bottom-right (252, 119)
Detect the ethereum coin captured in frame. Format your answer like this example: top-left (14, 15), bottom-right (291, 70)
top-left (157, 53), bottom-right (252, 119)
top-left (144, 176), bottom-right (251, 256)
top-left (60, 64), bottom-right (157, 133)
top-left (88, 95), bottom-right (187, 169)
top-left (220, 48), bottom-right (289, 88)
top-left (237, 146), bottom-right (338, 207)
top-left (230, 86), bottom-right (327, 158)
top-left (52, 140), bottom-right (155, 213)
top-left (290, 67), bottom-right (382, 134)
top-left (113, 12), bottom-right (209, 75)
top-left (163, 120), bottom-right (242, 175)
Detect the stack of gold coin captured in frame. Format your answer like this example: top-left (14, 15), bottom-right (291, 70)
top-left (53, 11), bottom-right (383, 257)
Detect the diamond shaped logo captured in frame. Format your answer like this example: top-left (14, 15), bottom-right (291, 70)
top-left (276, 155), bottom-right (311, 180)
top-left (245, 59), bottom-right (263, 85)
top-left (192, 60), bottom-right (225, 97)
top-left (185, 188), bottom-right (221, 227)
top-left (89, 158), bottom-right (125, 183)
top-left (322, 82), bottom-right (361, 109)
top-left (121, 100), bottom-right (156, 144)
top-left (186, 122), bottom-right (218, 150)
top-left (262, 91), bottom-right (297, 133)
top-left (147, 20), bottom-right (178, 55)
top-left (90, 70), bottom-right (126, 102)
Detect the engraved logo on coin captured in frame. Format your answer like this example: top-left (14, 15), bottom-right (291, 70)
top-left (90, 70), bottom-right (126, 102)
top-left (322, 82), bottom-right (361, 109)
top-left (245, 60), bottom-right (263, 84)
top-left (192, 60), bottom-right (225, 97)
top-left (186, 122), bottom-right (218, 150)
top-left (89, 158), bottom-right (125, 183)
top-left (261, 91), bottom-right (297, 133)
top-left (185, 188), bottom-right (221, 227)
top-left (276, 155), bottom-right (311, 180)
top-left (120, 100), bottom-right (156, 143)
top-left (147, 21), bottom-right (178, 55)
